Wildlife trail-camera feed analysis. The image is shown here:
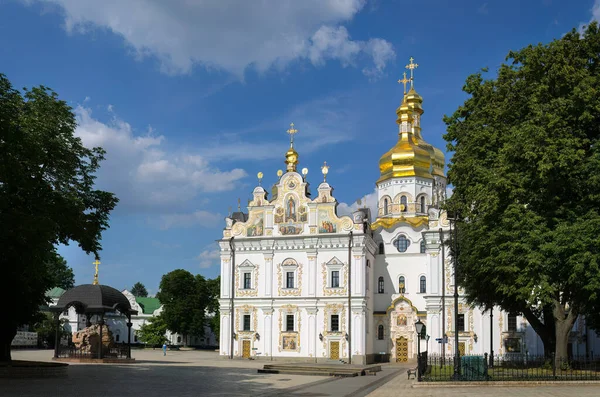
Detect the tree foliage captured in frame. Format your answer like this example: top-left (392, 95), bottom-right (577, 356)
top-left (138, 316), bottom-right (168, 347)
top-left (131, 282), bottom-right (148, 297)
top-left (47, 249), bottom-right (75, 290)
top-left (444, 23), bottom-right (600, 361)
top-left (0, 74), bottom-right (118, 361)
top-left (32, 312), bottom-right (69, 349)
top-left (156, 270), bottom-right (209, 344)
top-left (206, 276), bottom-right (220, 341)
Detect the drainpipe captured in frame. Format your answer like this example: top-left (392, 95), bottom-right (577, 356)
top-left (229, 237), bottom-right (235, 360)
top-left (347, 231), bottom-right (353, 364)
top-left (440, 227), bottom-right (445, 361)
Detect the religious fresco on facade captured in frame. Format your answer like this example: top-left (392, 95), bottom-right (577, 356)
top-left (397, 314), bottom-right (407, 326)
top-left (281, 333), bottom-right (298, 351)
top-left (318, 209), bottom-right (336, 233)
top-left (285, 196), bottom-right (297, 222)
top-left (246, 213), bottom-right (264, 237)
top-left (279, 223), bottom-right (303, 235)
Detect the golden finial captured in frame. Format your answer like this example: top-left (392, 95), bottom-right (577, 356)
top-left (286, 122), bottom-right (298, 148)
top-left (301, 168), bottom-right (308, 180)
top-left (398, 71), bottom-right (410, 95)
top-left (237, 198), bottom-right (241, 211)
top-left (321, 161), bottom-right (329, 182)
top-left (277, 169), bottom-right (283, 177)
top-left (92, 258), bottom-right (101, 285)
top-left (257, 172), bottom-right (263, 186)
top-left (405, 57), bottom-right (419, 89)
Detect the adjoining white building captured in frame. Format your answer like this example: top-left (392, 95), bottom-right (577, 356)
top-left (218, 60), bottom-right (600, 364)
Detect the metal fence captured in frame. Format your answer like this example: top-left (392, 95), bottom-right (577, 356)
top-left (421, 353), bottom-right (600, 382)
top-left (57, 345), bottom-right (130, 359)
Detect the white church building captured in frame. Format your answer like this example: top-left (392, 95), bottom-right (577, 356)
top-left (218, 60), bottom-right (600, 364)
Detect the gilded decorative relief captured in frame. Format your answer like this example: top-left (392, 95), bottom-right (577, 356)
top-left (278, 305), bottom-right (301, 352)
top-left (235, 260), bottom-right (259, 297)
top-left (321, 258), bottom-right (347, 296)
top-left (235, 305), bottom-right (258, 334)
top-left (322, 303), bottom-right (346, 353)
top-left (277, 259), bottom-right (303, 296)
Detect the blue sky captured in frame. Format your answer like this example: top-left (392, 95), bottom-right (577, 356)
top-left (1, 0), bottom-right (598, 295)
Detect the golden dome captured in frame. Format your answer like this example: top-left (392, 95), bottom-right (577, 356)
top-left (285, 146), bottom-right (299, 172)
top-left (378, 96), bottom-right (432, 181)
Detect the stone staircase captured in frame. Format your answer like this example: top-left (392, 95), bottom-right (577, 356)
top-left (258, 363), bottom-right (382, 377)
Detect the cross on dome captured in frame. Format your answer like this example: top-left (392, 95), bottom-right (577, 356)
top-left (286, 122), bottom-right (298, 148)
top-left (398, 71), bottom-right (410, 95)
top-left (405, 57), bottom-right (419, 89)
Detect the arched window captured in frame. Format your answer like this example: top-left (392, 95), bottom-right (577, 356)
top-left (401, 195), bottom-right (408, 212)
top-left (420, 196), bottom-right (426, 213)
top-left (420, 276), bottom-right (426, 293)
top-left (394, 236), bottom-right (410, 252)
top-left (377, 324), bottom-right (384, 340)
top-left (378, 276), bottom-right (385, 293)
top-left (383, 198), bottom-right (389, 215)
top-left (420, 240), bottom-right (426, 253)
top-left (378, 242), bottom-right (384, 254)
top-left (399, 276), bottom-right (406, 294)
top-left (115, 334), bottom-right (120, 342)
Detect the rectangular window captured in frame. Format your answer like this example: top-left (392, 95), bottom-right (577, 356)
top-left (243, 314), bottom-right (251, 331)
top-left (457, 314), bottom-right (465, 332)
top-left (508, 314), bottom-right (517, 332)
top-left (286, 315), bottom-right (294, 331)
top-left (286, 271), bottom-right (294, 289)
top-left (331, 314), bottom-right (339, 332)
top-left (331, 271), bottom-right (340, 288)
top-left (419, 277), bottom-right (426, 293)
top-left (243, 272), bottom-right (251, 289)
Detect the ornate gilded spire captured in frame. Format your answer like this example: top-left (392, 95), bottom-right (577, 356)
top-left (398, 72), bottom-right (410, 95)
top-left (92, 258), bottom-right (100, 285)
top-left (284, 122), bottom-right (299, 172)
top-left (321, 161), bottom-right (329, 182)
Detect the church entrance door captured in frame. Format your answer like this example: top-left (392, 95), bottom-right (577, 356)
top-left (458, 342), bottom-right (465, 356)
top-left (329, 341), bottom-right (339, 360)
top-left (242, 340), bottom-right (251, 358)
top-left (396, 337), bottom-right (408, 362)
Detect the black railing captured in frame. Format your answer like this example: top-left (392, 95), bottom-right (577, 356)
top-left (57, 345), bottom-right (130, 359)
top-left (421, 354), bottom-right (600, 382)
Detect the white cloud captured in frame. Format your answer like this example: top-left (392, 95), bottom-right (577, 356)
top-left (362, 38), bottom-right (396, 80)
top-left (579, 0), bottom-right (600, 33)
top-left (24, 0), bottom-right (394, 79)
top-left (155, 210), bottom-right (222, 230)
top-left (151, 241), bottom-right (182, 249)
top-left (73, 105), bottom-right (246, 213)
top-left (337, 188), bottom-right (379, 221)
top-left (196, 247), bottom-right (221, 269)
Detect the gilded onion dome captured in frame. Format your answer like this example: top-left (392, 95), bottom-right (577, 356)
top-left (377, 94), bottom-right (432, 182)
top-left (285, 123), bottom-right (299, 172)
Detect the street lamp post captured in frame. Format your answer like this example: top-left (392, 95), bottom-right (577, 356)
top-left (448, 211), bottom-right (461, 380)
top-left (415, 319), bottom-right (425, 381)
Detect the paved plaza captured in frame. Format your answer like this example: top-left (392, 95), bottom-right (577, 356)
top-left (2, 349), bottom-right (600, 396)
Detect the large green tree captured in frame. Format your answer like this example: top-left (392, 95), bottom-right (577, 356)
top-left (131, 282), bottom-right (148, 297)
top-left (47, 249), bottom-right (75, 290)
top-left (0, 74), bottom-right (118, 362)
top-left (156, 270), bottom-right (209, 346)
top-left (444, 23), bottom-right (600, 364)
top-left (206, 276), bottom-right (220, 342)
top-left (138, 316), bottom-right (168, 347)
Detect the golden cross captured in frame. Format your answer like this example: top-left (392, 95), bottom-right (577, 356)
top-left (398, 72), bottom-right (410, 94)
top-left (286, 122), bottom-right (298, 147)
top-left (405, 57), bottom-right (419, 89)
top-left (92, 259), bottom-right (100, 285)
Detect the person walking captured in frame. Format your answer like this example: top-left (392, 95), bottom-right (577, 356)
top-left (162, 343), bottom-right (167, 356)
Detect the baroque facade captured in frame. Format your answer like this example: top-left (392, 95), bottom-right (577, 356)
top-left (218, 59), bottom-right (600, 364)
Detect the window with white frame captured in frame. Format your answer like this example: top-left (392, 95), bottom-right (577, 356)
top-left (394, 235), bottom-right (411, 252)
top-left (331, 270), bottom-right (340, 288)
top-left (286, 314), bottom-right (295, 331)
top-left (398, 276), bottom-right (406, 294)
top-left (280, 258), bottom-right (299, 290)
top-left (420, 196), bottom-right (426, 213)
top-left (331, 314), bottom-right (340, 332)
top-left (377, 324), bottom-right (384, 340)
top-left (325, 257), bottom-right (344, 290)
top-left (243, 314), bottom-right (251, 331)
top-left (419, 275), bottom-right (426, 293)
top-left (400, 195), bottom-right (408, 212)
top-left (286, 271), bottom-right (295, 288)
top-left (243, 272), bottom-right (251, 289)
top-left (238, 260), bottom-right (256, 291)
top-left (420, 240), bottom-right (426, 253)
top-left (378, 276), bottom-right (385, 293)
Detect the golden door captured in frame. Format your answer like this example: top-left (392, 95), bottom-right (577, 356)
top-left (458, 342), bottom-right (466, 356)
top-left (242, 340), bottom-right (251, 358)
top-left (396, 337), bottom-right (408, 362)
top-left (330, 341), bottom-right (340, 360)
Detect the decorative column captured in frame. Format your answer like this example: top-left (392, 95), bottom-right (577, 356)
top-left (306, 308), bottom-right (318, 361)
top-left (307, 252), bottom-right (317, 296)
top-left (221, 257), bottom-right (231, 298)
top-left (352, 253), bottom-right (364, 296)
top-left (264, 253), bottom-right (273, 297)
top-left (352, 308), bottom-right (365, 362)
top-left (263, 308), bottom-right (273, 359)
top-left (221, 309), bottom-right (230, 356)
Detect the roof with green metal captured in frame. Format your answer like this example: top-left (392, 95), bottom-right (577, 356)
top-left (135, 297), bottom-right (161, 314)
top-left (46, 287), bottom-right (66, 299)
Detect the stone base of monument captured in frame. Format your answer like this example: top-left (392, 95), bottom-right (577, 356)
top-left (0, 360), bottom-right (69, 378)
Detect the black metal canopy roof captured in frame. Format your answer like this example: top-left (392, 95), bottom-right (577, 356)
top-left (51, 284), bottom-right (138, 315)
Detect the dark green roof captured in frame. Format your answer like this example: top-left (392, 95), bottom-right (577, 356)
top-left (46, 287), bottom-right (66, 299)
top-left (135, 297), bottom-right (161, 315)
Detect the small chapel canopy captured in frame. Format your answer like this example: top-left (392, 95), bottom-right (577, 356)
top-left (51, 284), bottom-right (138, 315)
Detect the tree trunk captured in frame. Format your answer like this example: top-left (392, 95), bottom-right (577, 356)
top-left (553, 299), bottom-right (577, 369)
top-left (0, 325), bottom-right (17, 362)
top-left (522, 307), bottom-right (555, 357)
